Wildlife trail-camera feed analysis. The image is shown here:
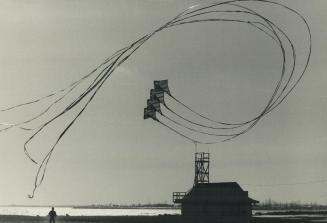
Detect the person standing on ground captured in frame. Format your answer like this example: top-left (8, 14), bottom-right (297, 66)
top-left (49, 207), bottom-right (57, 223)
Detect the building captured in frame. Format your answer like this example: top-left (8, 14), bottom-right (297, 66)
top-left (173, 153), bottom-right (258, 223)
top-left (174, 182), bottom-right (258, 223)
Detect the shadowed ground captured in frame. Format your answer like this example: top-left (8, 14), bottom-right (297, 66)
top-left (0, 215), bottom-right (326, 223)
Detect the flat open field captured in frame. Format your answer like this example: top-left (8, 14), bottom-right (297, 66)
top-left (0, 215), bottom-right (327, 223)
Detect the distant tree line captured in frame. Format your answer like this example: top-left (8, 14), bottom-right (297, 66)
top-left (73, 199), bottom-right (327, 210)
top-left (73, 203), bottom-right (177, 209)
top-left (254, 199), bottom-right (327, 210)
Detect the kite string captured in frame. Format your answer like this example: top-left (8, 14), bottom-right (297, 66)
top-left (23, 33), bottom-right (152, 161)
top-left (157, 12), bottom-right (282, 142)
top-left (167, 1), bottom-right (308, 129)
top-left (161, 112), bottom-right (239, 137)
top-left (27, 30), bottom-right (153, 197)
top-left (0, 0), bottom-right (309, 197)
top-left (33, 0), bottom-right (311, 195)
top-left (156, 1), bottom-right (310, 143)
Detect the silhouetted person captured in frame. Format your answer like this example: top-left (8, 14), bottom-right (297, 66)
top-left (49, 207), bottom-right (57, 223)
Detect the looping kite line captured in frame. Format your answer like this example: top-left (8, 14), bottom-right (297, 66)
top-left (145, 1), bottom-right (311, 144)
top-left (0, 0), bottom-right (311, 198)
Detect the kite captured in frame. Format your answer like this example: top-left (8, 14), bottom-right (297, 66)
top-left (0, 0), bottom-right (311, 198)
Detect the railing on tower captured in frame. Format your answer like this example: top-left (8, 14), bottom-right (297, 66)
top-left (173, 192), bottom-right (187, 203)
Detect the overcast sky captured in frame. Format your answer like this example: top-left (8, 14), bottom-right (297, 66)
top-left (0, 0), bottom-right (326, 206)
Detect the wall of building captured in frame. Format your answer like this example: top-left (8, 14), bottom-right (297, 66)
top-left (181, 203), bottom-right (252, 223)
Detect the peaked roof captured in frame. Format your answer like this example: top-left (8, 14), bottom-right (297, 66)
top-left (180, 182), bottom-right (259, 205)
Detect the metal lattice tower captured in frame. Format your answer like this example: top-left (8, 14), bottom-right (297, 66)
top-left (194, 152), bottom-right (210, 185)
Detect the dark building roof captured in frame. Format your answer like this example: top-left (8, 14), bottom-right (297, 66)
top-left (180, 182), bottom-right (259, 205)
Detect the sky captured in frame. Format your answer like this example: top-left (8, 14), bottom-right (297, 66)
top-left (0, 0), bottom-right (326, 206)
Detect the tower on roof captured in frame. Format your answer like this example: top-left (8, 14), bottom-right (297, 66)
top-left (173, 152), bottom-right (258, 223)
top-left (194, 152), bottom-right (210, 185)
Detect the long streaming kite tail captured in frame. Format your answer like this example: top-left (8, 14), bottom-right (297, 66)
top-left (162, 113), bottom-right (239, 137)
top-left (0, 0), bottom-right (309, 197)
top-left (163, 103), bottom-right (245, 130)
